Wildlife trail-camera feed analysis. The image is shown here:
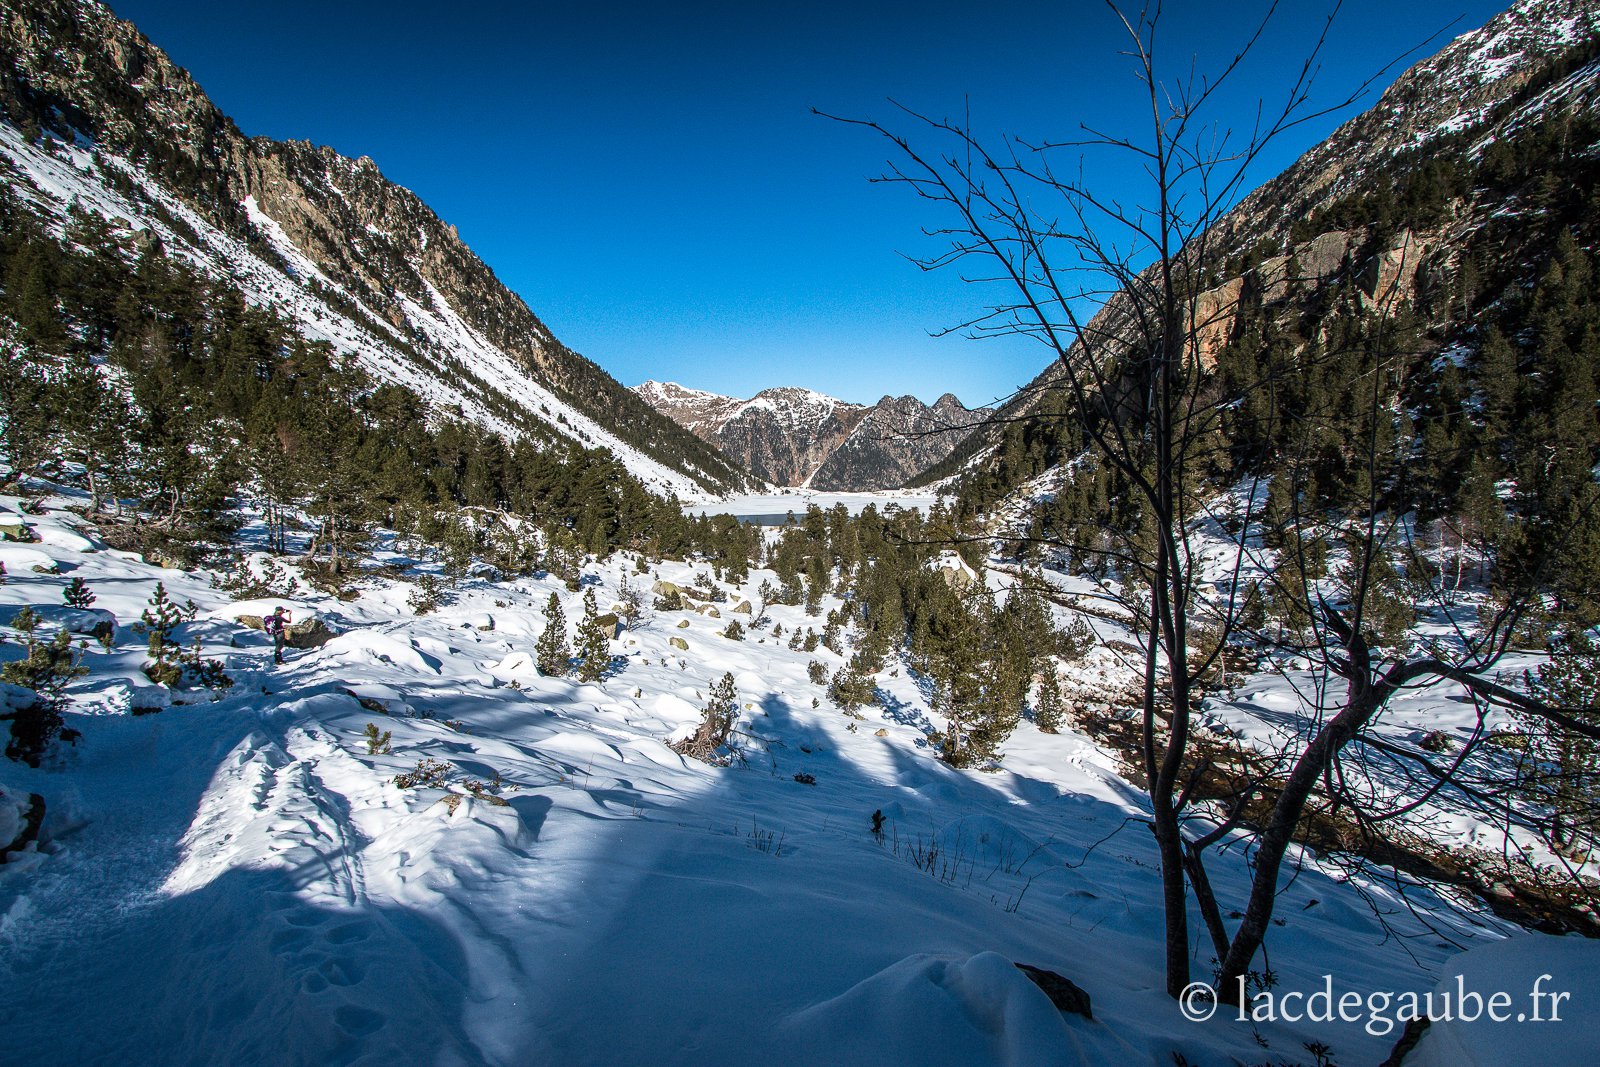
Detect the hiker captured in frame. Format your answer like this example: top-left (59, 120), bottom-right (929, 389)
top-left (264, 606), bottom-right (292, 664)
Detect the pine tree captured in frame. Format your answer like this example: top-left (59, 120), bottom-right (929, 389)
top-left (1034, 668), bottom-right (1066, 734)
top-left (2, 617), bottom-right (86, 766)
top-left (575, 588), bottom-right (610, 682)
top-left (137, 582), bottom-right (185, 686)
top-left (1521, 631), bottom-right (1600, 855)
top-left (62, 576), bottom-right (95, 609)
top-left (667, 671), bottom-right (741, 762)
top-left (536, 592), bottom-right (571, 677)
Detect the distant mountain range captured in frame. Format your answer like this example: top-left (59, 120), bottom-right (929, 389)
top-left (633, 381), bottom-right (993, 490)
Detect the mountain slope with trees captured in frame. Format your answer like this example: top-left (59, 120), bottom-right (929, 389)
top-left (0, 0), bottom-right (747, 498)
top-left (851, 0), bottom-right (1600, 1011)
top-left (918, 0), bottom-right (1600, 509)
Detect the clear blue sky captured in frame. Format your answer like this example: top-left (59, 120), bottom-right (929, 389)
top-left (108, 0), bottom-right (1507, 406)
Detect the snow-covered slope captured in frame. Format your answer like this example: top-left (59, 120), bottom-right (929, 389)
top-left (0, 0), bottom-right (746, 498)
top-left (5, 492), bottom-right (1591, 1065)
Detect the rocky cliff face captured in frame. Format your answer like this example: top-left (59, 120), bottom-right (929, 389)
top-left (1220, 0), bottom-right (1600, 253)
top-left (635, 381), bottom-right (992, 489)
top-left (0, 0), bottom-right (746, 496)
top-left (924, 0), bottom-right (1600, 492)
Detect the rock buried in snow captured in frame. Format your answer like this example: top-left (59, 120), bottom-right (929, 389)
top-left (669, 636), bottom-right (689, 651)
top-left (285, 618), bottom-right (334, 649)
top-left (732, 600), bottom-right (752, 614)
top-left (1014, 963), bottom-right (1092, 1019)
top-left (781, 952), bottom-right (1083, 1066)
top-left (340, 687), bottom-right (390, 715)
top-left (694, 604), bottom-right (720, 618)
top-left (16, 605), bottom-right (116, 643)
top-left (1, 791), bottom-right (45, 860)
top-left (676, 619), bottom-right (690, 629)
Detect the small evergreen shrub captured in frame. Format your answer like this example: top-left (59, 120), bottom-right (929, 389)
top-left (408, 573), bottom-right (446, 615)
top-left (394, 757), bottom-right (451, 789)
top-left (62, 577), bottom-right (96, 609)
top-left (2, 611), bottom-right (87, 766)
top-left (364, 723), bottom-right (392, 755)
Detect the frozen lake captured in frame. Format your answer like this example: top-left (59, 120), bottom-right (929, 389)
top-left (684, 490), bottom-right (944, 525)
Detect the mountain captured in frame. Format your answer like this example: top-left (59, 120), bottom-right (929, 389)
top-left (0, 0), bottom-right (747, 498)
top-left (921, 0), bottom-right (1600, 501)
top-left (634, 380), bottom-right (992, 490)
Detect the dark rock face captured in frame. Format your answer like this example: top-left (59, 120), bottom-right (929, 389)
top-left (810, 392), bottom-right (991, 490)
top-left (635, 381), bottom-right (993, 489)
top-left (1, 792), bottom-right (46, 860)
top-left (1014, 963), bottom-right (1093, 1019)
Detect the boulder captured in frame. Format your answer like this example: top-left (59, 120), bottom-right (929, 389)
top-left (936, 565), bottom-right (973, 592)
top-left (676, 619), bottom-right (690, 629)
top-left (732, 600), bottom-right (753, 615)
top-left (596, 612), bottom-right (622, 639)
top-left (17, 605), bottom-right (116, 644)
top-left (0, 520), bottom-right (36, 543)
top-left (694, 605), bottom-right (721, 619)
top-left (0, 791), bottom-right (46, 860)
top-left (285, 618), bottom-right (335, 649)
top-left (669, 636), bottom-right (689, 651)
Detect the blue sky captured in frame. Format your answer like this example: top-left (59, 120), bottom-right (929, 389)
top-left (108, 0), bottom-right (1508, 406)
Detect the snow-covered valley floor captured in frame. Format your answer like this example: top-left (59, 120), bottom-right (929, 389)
top-left (0, 497), bottom-right (1593, 1066)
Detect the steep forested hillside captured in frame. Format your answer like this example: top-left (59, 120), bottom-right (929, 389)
top-left (922, 0), bottom-right (1600, 559)
top-left (0, 0), bottom-right (748, 497)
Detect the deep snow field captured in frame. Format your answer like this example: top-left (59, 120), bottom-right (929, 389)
top-left (0, 493), bottom-right (1594, 1067)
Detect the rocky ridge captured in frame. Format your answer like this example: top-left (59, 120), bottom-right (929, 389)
top-left (635, 380), bottom-right (992, 489)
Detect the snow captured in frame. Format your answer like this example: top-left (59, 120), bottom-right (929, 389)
top-left (1, 491), bottom-right (1592, 1064)
top-left (1406, 935), bottom-right (1599, 1066)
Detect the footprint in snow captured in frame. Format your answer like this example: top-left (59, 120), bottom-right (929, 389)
top-left (325, 921), bottom-right (371, 946)
top-left (333, 1005), bottom-right (386, 1037)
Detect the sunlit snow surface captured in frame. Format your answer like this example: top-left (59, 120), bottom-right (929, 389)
top-left (2, 492), bottom-right (1593, 1066)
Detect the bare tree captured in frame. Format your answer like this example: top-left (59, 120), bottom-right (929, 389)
top-left (828, 0), bottom-right (1599, 1005)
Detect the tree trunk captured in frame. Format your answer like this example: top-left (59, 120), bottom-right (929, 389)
top-left (1216, 687), bottom-right (1377, 1003)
